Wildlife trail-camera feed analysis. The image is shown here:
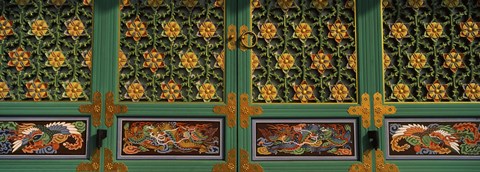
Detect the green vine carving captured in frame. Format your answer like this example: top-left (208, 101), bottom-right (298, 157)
top-left (383, 0), bottom-right (480, 102)
top-left (251, 0), bottom-right (356, 103)
top-left (119, 0), bottom-right (225, 103)
top-left (0, 0), bottom-right (93, 101)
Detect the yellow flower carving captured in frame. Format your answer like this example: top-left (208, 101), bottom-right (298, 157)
top-left (443, 49), bottom-right (465, 73)
top-left (47, 51), bottom-right (66, 69)
top-left (143, 48), bottom-right (165, 73)
top-left (181, 52), bottom-right (198, 69)
top-left (199, 21), bottom-right (216, 38)
top-left (164, 21), bottom-right (181, 38)
top-left (260, 23), bottom-right (276, 40)
top-left (382, 0), bottom-right (391, 8)
top-left (277, 53), bottom-right (294, 71)
top-left (391, 22), bottom-right (408, 39)
top-left (295, 23), bottom-right (312, 40)
top-left (83, 49), bottom-right (92, 70)
top-left (0, 82), bottom-right (9, 99)
top-left (409, 53), bottom-right (427, 69)
top-left (426, 22), bottom-right (443, 39)
top-left (8, 47), bottom-right (31, 71)
top-left (443, 0), bottom-right (459, 8)
top-left (215, 51), bottom-right (225, 71)
top-left (182, 0), bottom-right (198, 8)
top-left (465, 83), bottom-right (480, 101)
top-left (51, 0), bottom-right (66, 6)
top-left (348, 53), bottom-right (357, 72)
top-left (312, 0), bottom-right (328, 9)
top-left (127, 82), bottom-right (144, 102)
top-left (277, 0), bottom-right (294, 10)
top-left (15, 0), bottom-right (29, 5)
top-left (66, 19), bottom-right (85, 38)
top-left (147, 0), bottom-right (163, 8)
top-left (310, 50), bottom-right (332, 75)
top-left (31, 20), bottom-right (49, 37)
top-left (426, 80), bottom-right (448, 102)
top-left (83, 0), bottom-right (92, 6)
top-left (393, 84), bottom-right (410, 101)
top-left (294, 81), bottom-right (315, 103)
top-left (64, 82), bottom-right (83, 101)
top-left (126, 16), bottom-right (148, 42)
top-left (118, 50), bottom-right (127, 71)
top-left (251, 53), bottom-right (259, 72)
top-left (407, 0), bottom-right (423, 8)
top-left (0, 16), bottom-right (14, 40)
top-left (214, 0), bottom-right (224, 8)
top-left (260, 84), bottom-right (277, 103)
top-left (328, 19), bottom-right (349, 43)
top-left (331, 83), bottom-right (349, 102)
top-left (198, 83), bottom-right (216, 101)
top-left (161, 80), bottom-right (182, 102)
top-left (26, 79), bottom-right (48, 102)
top-left (460, 18), bottom-right (479, 43)
top-left (383, 53), bottom-right (391, 69)
top-left (251, 0), bottom-right (261, 9)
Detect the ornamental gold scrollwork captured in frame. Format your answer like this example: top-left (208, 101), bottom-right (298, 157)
top-left (79, 91), bottom-right (102, 127)
top-left (240, 94), bottom-right (263, 129)
top-left (228, 25), bottom-right (237, 50)
top-left (105, 91), bottom-right (128, 128)
top-left (212, 149), bottom-right (236, 172)
top-left (373, 92), bottom-right (396, 128)
top-left (104, 148), bottom-right (128, 172)
top-left (213, 93), bottom-right (237, 128)
top-left (375, 149), bottom-right (399, 172)
top-left (349, 150), bottom-right (372, 172)
top-left (348, 93), bottom-right (371, 128)
top-left (240, 149), bottom-right (263, 172)
top-left (76, 149), bottom-right (101, 172)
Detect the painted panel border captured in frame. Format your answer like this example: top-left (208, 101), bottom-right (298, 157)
top-left (252, 118), bottom-right (358, 161)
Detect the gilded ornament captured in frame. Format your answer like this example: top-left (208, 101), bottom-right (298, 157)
top-left (83, 0), bottom-right (92, 6)
top-left (180, 52), bottom-right (198, 69)
top-left (199, 21), bottom-right (216, 38)
top-left (213, 93), bottom-right (237, 128)
top-left (79, 92), bottom-right (101, 127)
top-left (349, 150), bottom-right (372, 172)
top-left (182, 0), bottom-right (198, 9)
top-left (382, 0), bottom-right (391, 8)
top-left (426, 80), bottom-right (449, 102)
top-left (15, 0), bottom-right (29, 6)
top-left (251, 53), bottom-right (259, 72)
top-left (391, 22), bottom-right (408, 39)
top-left (31, 20), bottom-right (48, 37)
top-left (348, 52), bottom-right (357, 72)
top-left (443, 49), bottom-right (465, 73)
top-left (277, 0), bottom-right (294, 11)
top-left (277, 53), bottom-right (295, 71)
top-left (215, 51), bottom-right (225, 71)
top-left (147, 0), bottom-right (163, 8)
top-left (409, 53), bottom-right (427, 69)
top-left (460, 18), bottom-right (479, 43)
top-left (330, 83), bottom-right (349, 102)
top-left (160, 80), bottom-right (182, 102)
top-left (0, 16), bottom-right (14, 40)
top-left (240, 149), bottom-right (263, 172)
top-left (344, 0), bottom-right (354, 9)
top-left (375, 149), bottom-right (399, 172)
top-left (103, 148), bottom-right (128, 172)
top-left (82, 49), bottom-right (93, 70)
top-left (443, 0), bottom-right (460, 8)
top-left (260, 84), bottom-right (277, 103)
top-left (227, 25), bottom-right (236, 50)
top-left (8, 47), bottom-right (31, 71)
top-left (294, 23), bottom-right (312, 40)
top-left (214, 0), bottom-right (224, 8)
top-left (0, 82), bottom-right (9, 99)
top-left (464, 83), bottom-right (480, 101)
top-left (383, 53), bottom-right (391, 69)
top-left (328, 19), bottom-right (349, 43)
top-left (126, 16), bottom-right (148, 42)
top-left (47, 51), bottom-right (66, 69)
top-left (212, 149), bottom-right (236, 172)
top-left (25, 78), bottom-right (48, 102)
top-left (76, 149), bottom-right (100, 172)
top-left (312, 0), bottom-right (328, 9)
top-left (260, 23), bottom-right (276, 40)
top-left (51, 0), bottom-right (66, 6)
top-left (198, 83), bottom-right (216, 102)
top-left (425, 22), bottom-right (443, 39)
top-left (66, 19), bottom-right (85, 38)
top-left (164, 21), bottom-right (181, 38)
top-left (293, 80), bottom-right (315, 103)
top-left (143, 48), bottom-right (165, 73)
top-left (310, 50), bottom-right (333, 75)
top-left (393, 84), bottom-right (410, 101)
top-left (407, 0), bottom-right (424, 8)
top-left (127, 82), bottom-right (145, 102)
top-left (64, 82), bottom-right (83, 101)
top-left (118, 50), bottom-right (127, 71)
top-left (373, 92), bottom-right (396, 128)
top-left (105, 92), bottom-right (128, 127)
top-left (240, 94), bottom-right (262, 128)
top-left (348, 93), bottom-right (370, 128)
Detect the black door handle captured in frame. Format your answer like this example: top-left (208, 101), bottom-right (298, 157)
top-left (96, 129), bottom-right (107, 148)
top-left (368, 131), bottom-right (379, 149)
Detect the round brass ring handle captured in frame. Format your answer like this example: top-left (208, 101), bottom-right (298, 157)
top-left (240, 31), bottom-right (258, 49)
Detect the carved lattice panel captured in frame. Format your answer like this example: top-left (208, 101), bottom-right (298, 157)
top-left (383, 0), bottom-right (480, 102)
top-left (0, 0), bottom-right (93, 101)
top-left (250, 0), bottom-right (357, 103)
top-left (119, 0), bottom-right (225, 103)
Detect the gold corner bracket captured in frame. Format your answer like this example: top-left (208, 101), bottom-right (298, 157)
top-left (240, 94), bottom-right (262, 129)
top-left (228, 25), bottom-right (237, 50)
top-left (375, 149), bottom-right (399, 172)
top-left (212, 149), bottom-right (236, 172)
top-left (213, 93), bottom-right (237, 128)
top-left (105, 91), bottom-right (128, 128)
top-left (348, 93), bottom-right (371, 128)
top-left (77, 149), bottom-right (101, 172)
top-left (104, 148), bottom-right (128, 172)
top-left (79, 91), bottom-right (102, 127)
top-left (240, 149), bottom-right (263, 172)
top-left (349, 150), bottom-right (372, 172)
top-left (373, 92), bottom-right (396, 128)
